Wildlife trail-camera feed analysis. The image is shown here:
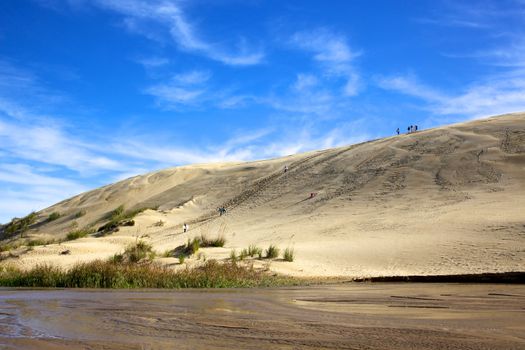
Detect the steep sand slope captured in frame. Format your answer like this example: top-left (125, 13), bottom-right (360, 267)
top-left (2, 113), bottom-right (524, 277)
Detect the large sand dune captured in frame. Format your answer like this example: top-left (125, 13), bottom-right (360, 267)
top-left (2, 113), bottom-right (524, 277)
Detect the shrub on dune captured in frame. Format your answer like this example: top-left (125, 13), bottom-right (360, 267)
top-left (47, 212), bottom-right (61, 222)
top-left (265, 245), bottom-right (279, 259)
top-left (283, 247), bottom-right (295, 262)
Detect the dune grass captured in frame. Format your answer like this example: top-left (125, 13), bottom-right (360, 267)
top-left (97, 205), bottom-right (155, 235)
top-left (198, 234), bottom-right (226, 247)
top-left (165, 235), bottom-right (227, 262)
top-left (283, 247), bottom-right (295, 262)
top-left (47, 212), bottom-right (61, 222)
top-left (111, 241), bottom-right (156, 264)
top-left (229, 249), bottom-right (237, 262)
top-left (0, 259), bottom-right (298, 288)
top-left (248, 245), bottom-right (262, 258)
top-left (265, 245), bottom-right (280, 259)
top-left (66, 227), bottom-right (95, 241)
top-left (2, 212), bottom-right (38, 239)
top-left (27, 239), bottom-right (55, 247)
top-left (74, 210), bottom-right (86, 218)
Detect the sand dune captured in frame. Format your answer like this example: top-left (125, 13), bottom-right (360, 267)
top-left (1, 112), bottom-right (524, 277)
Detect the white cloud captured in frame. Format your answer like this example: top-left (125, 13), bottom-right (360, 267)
top-left (0, 118), bottom-right (122, 174)
top-left (92, 0), bottom-right (264, 66)
top-left (135, 56), bottom-right (170, 68)
top-left (473, 39), bottom-right (525, 68)
top-left (377, 71), bottom-right (525, 118)
top-left (0, 163), bottom-right (85, 189)
top-left (415, 0), bottom-right (525, 30)
top-left (290, 29), bottom-right (361, 97)
top-left (173, 70), bottom-right (210, 85)
top-left (144, 70), bottom-right (210, 107)
top-left (293, 73), bottom-right (318, 92)
top-left (291, 30), bottom-right (358, 63)
top-left (376, 75), bottom-right (446, 102)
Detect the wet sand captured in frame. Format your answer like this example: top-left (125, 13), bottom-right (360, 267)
top-left (0, 284), bottom-right (524, 349)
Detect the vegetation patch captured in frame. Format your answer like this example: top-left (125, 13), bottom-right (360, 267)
top-left (0, 242), bottom-right (21, 253)
top-left (283, 247), bottom-right (295, 262)
top-left (248, 245), bottom-right (262, 258)
top-left (66, 227), bottom-right (95, 241)
top-left (0, 260), bottom-right (299, 288)
top-left (198, 234), bottom-right (226, 247)
top-left (111, 241), bottom-right (156, 264)
top-left (27, 239), bottom-right (55, 247)
top-left (229, 249), bottom-right (237, 262)
top-left (97, 205), bottom-right (154, 236)
top-left (168, 235), bottom-right (226, 261)
top-left (47, 212), bottom-right (61, 222)
top-left (74, 210), bottom-right (86, 218)
top-left (265, 244), bottom-right (280, 259)
top-left (239, 248), bottom-right (249, 261)
top-left (1, 212), bottom-right (38, 239)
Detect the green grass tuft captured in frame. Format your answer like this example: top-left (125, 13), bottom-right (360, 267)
top-left (239, 248), bottom-right (249, 261)
top-left (199, 234), bottom-right (226, 247)
top-left (97, 205), bottom-right (153, 235)
top-left (27, 239), bottom-right (54, 247)
top-left (66, 227), bottom-right (94, 241)
top-left (47, 212), bottom-right (61, 222)
top-left (122, 241), bottom-right (154, 263)
top-left (2, 212), bottom-right (38, 239)
top-left (265, 245), bottom-right (280, 259)
top-left (283, 247), bottom-right (295, 262)
top-left (248, 245), bottom-right (262, 257)
top-left (74, 210), bottom-right (86, 218)
top-left (229, 249), bottom-right (237, 262)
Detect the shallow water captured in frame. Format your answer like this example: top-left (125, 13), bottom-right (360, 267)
top-left (0, 284), bottom-right (524, 349)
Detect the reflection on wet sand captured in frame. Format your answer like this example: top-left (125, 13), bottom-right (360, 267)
top-left (1, 284), bottom-right (524, 349)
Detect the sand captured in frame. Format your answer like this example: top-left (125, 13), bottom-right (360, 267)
top-left (1, 112), bottom-right (524, 277)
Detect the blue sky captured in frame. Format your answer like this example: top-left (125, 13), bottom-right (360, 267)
top-left (1, 0), bottom-right (525, 223)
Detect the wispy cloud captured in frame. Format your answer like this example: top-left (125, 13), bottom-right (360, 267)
top-left (292, 73), bottom-right (318, 92)
top-left (91, 0), bottom-right (264, 66)
top-left (135, 56), bottom-right (170, 68)
top-left (290, 29), bottom-right (361, 97)
top-left (144, 69), bottom-right (211, 108)
top-left (377, 70), bottom-right (525, 119)
top-left (376, 75), bottom-right (446, 102)
top-left (416, 0), bottom-right (525, 29)
top-left (0, 117), bottom-right (122, 174)
top-left (467, 38), bottom-right (525, 67)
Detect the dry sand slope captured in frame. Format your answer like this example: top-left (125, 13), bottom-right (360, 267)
top-left (2, 113), bottom-right (525, 277)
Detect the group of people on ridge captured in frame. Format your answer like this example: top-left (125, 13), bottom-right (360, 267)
top-left (396, 125), bottom-right (419, 135)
